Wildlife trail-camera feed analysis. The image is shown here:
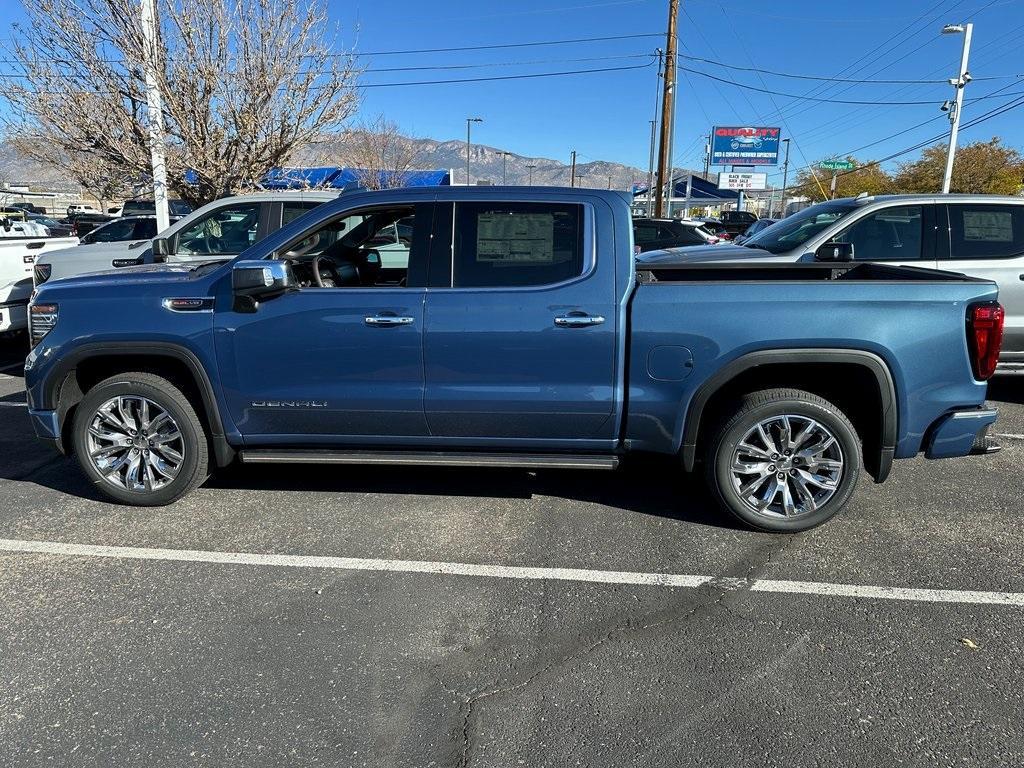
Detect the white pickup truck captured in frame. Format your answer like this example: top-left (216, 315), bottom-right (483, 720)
top-left (0, 217), bottom-right (78, 336)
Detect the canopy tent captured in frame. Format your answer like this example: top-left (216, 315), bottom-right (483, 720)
top-left (260, 167), bottom-right (451, 191)
top-left (632, 173), bottom-right (740, 205)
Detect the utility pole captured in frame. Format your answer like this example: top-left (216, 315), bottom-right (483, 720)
top-left (465, 117), bottom-right (483, 185)
top-left (570, 150), bottom-right (577, 187)
top-left (654, 0), bottom-right (679, 218)
top-left (140, 0), bottom-right (169, 232)
top-left (646, 119), bottom-right (657, 217)
top-left (526, 164), bottom-right (536, 185)
top-left (778, 138), bottom-right (791, 218)
top-left (702, 134), bottom-right (711, 178)
top-left (941, 23), bottom-right (973, 194)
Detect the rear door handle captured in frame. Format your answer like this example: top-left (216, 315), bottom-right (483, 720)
top-left (554, 313), bottom-right (605, 328)
top-left (365, 314), bottom-right (415, 327)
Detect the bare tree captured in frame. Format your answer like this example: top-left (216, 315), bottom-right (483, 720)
top-left (335, 116), bottom-right (424, 190)
top-left (2, 0), bottom-right (360, 206)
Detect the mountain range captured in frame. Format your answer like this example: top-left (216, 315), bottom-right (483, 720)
top-left (1, 136), bottom-right (673, 192)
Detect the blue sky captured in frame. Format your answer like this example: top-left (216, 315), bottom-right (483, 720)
top-left (337, 0), bottom-right (1024, 184)
top-left (5, 0), bottom-right (1023, 186)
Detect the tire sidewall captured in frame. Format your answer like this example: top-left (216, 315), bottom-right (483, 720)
top-left (72, 378), bottom-right (204, 506)
top-left (711, 397), bottom-right (861, 533)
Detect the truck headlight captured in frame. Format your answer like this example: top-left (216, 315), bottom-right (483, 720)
top-left (28, 303), bottom-right (58, 347)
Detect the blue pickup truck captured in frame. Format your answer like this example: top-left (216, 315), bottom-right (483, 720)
top-left (24, 188), bottom-right (1005, 532)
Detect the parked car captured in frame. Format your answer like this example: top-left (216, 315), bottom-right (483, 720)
top-left (633, 217), bottom-right (718, 252)
top-left (33, 191), bottom-right (339, 288)
top-left (639, 194), bottom-right (1024, 375)
top-left (66, 203), bottom-right (97, 217)
top-left (68, 212), bottom-right (115, 238)
top-left (79, 215), bottom-right (175, 245)
top-left (25, 187), bottom-right (1003, 532)
top-left (119, 199), bottom-right (194, 217)
top-left (9, 202), bottom-right (45, 215)
top-left (28, 214), bottom-right (73, 238)
top-left (719, 210), bottom-right (758, 237)
top-left (692, 217), bottom-right (732, 241)
top-left (734, 218), bottom-right (778, 244)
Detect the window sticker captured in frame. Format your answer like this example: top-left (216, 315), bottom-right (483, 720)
top-left (962, 211), bottom-right (1013, 242)
top-left (476, 212), bottom-right (554, 263)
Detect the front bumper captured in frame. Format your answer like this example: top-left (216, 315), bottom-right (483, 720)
top-left (28, 408), bottom-right (64, 454)
top-left (924, 408), bottom-right (999, 459)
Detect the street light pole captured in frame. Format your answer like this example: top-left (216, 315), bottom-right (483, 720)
top-left (465, 117), bottom-right (483, 185)
top-left (526, 164), bottom-right (536, 185)
top-left (778, 138), bottom-right (791, 218)
top-left (500, 151), bottom-right (509, 185)
top-left (941, 23), bottom-right (973, 194)
top-left (570, 150), bottom-right (577, 187)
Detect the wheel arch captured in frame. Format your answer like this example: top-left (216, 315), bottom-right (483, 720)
top-left (680, 349), bottom-right (898, 482)
top-left (43, 342), bottom-right (236, 467)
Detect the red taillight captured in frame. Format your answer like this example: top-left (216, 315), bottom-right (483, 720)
top-left (968, 302), bottom-right (1004, 381)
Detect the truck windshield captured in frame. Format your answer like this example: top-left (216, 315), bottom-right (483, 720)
top-left (745, 201), bottom-right (859, 254)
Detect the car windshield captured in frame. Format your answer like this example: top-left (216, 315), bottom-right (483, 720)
top-left (744, 201), bottom-right (859, 254)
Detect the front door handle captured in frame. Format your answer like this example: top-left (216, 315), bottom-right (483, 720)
top-left (554, 313), bottom-right (605, 328)
top-left (365, 314), bottom-right (415, 327)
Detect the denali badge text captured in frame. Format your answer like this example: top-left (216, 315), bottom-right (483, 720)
top-left (251, 400), bottom-right (329, 408)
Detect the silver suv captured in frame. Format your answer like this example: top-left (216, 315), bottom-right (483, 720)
top-left (639, 194), bottom-right (1024, 374)
top-left (34, 191), bottom-right (339, 288)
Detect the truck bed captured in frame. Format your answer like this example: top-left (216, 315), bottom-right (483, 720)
top-left (637, 261), bottom-right (991, 284)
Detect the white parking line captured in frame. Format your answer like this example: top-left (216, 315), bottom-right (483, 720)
top-left (0, 402), bottom-right (27, 407)
top-left (1, 537), bottom-right (1022, 607)
top-left (0, 362), bottom-right (23, 374)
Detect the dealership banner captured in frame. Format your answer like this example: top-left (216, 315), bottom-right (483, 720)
top-left (711, 127), bottom-right (781, 166)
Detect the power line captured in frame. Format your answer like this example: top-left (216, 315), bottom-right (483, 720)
top-left (679, 54), bottom-right (1017, 84)
top-left (680, 66), bottom-right (1024, 105)
top-left (0, 32), bottom-right (665, 65)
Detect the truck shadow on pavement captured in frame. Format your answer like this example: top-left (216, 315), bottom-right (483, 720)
top-left (0, 384), bottom-right (732, 528)
top-left (206, 455), bottom-right (734, 529)
top-left (987, 378), bottom-right (1024, 406)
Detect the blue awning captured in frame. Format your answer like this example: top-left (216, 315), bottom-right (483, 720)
top-left (633, 174), bottom-right (739, 201)
top-left (260, 167), bottom-right (451, 190)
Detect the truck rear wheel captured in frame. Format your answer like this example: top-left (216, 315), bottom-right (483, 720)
top-left (704, 388), bottom-right (861, 532)
top-left (71, 372), bottom-right (209, 506)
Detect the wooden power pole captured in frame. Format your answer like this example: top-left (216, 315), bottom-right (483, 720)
top-left (654, 0), bottom-right (679, 218)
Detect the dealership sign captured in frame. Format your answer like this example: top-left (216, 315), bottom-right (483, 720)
top-left (711, 126), bottom-right (781, 166)
top-left (718, 172), bottom-right (767, 191)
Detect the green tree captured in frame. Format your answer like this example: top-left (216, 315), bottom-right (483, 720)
top-left (893, 138), bottom-right (1024, 195)
top-left (791, 158), bottom-right (894, 202)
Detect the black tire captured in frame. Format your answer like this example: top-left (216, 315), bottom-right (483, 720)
top-left (71, 372), bottom-right (209, 506)
top-left (704, 388), bottom-right (861, 533)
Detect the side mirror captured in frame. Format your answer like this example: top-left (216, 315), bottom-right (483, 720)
top-left (232, 259), bottom-right (295, 301)
top-left (151, 237), bottom-right (169, 263)
top-left (815, 241), bottom-right (855, 262)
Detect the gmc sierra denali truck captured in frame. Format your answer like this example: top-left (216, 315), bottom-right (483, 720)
top-left (24, 187), bottom-right (1004, 532)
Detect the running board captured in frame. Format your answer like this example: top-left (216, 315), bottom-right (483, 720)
top-left (238, 449), bottom-right (620, 470)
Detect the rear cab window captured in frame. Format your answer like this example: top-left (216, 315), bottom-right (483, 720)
top-left (442, 202), bottom-right (586, 288)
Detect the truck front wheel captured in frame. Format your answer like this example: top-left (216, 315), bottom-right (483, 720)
top-left (704, 388), bottom-right (861, 532)
top-left (71, 372), bottom-right (209, 506)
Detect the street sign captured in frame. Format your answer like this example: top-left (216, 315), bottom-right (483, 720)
top-left (711, 127), bottom-right (781, 166)
top-left (818, 159), bottom-right (855, 171)
top-left (718, 172), bottom-right (767, 191)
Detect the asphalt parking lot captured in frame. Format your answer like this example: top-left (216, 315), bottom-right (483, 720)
top-left (1, 336), bottom-right (1023, 767)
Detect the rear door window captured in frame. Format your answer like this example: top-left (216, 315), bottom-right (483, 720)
top-left (449, 202), bottom-right (585, 288)
top-left (948, 205), bottom-right (1024, 260)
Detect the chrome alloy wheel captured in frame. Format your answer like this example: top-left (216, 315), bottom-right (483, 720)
top-left (85, 396), bottom-right (184, 493)
top-left (729, 415), bottom-right (844, 519)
